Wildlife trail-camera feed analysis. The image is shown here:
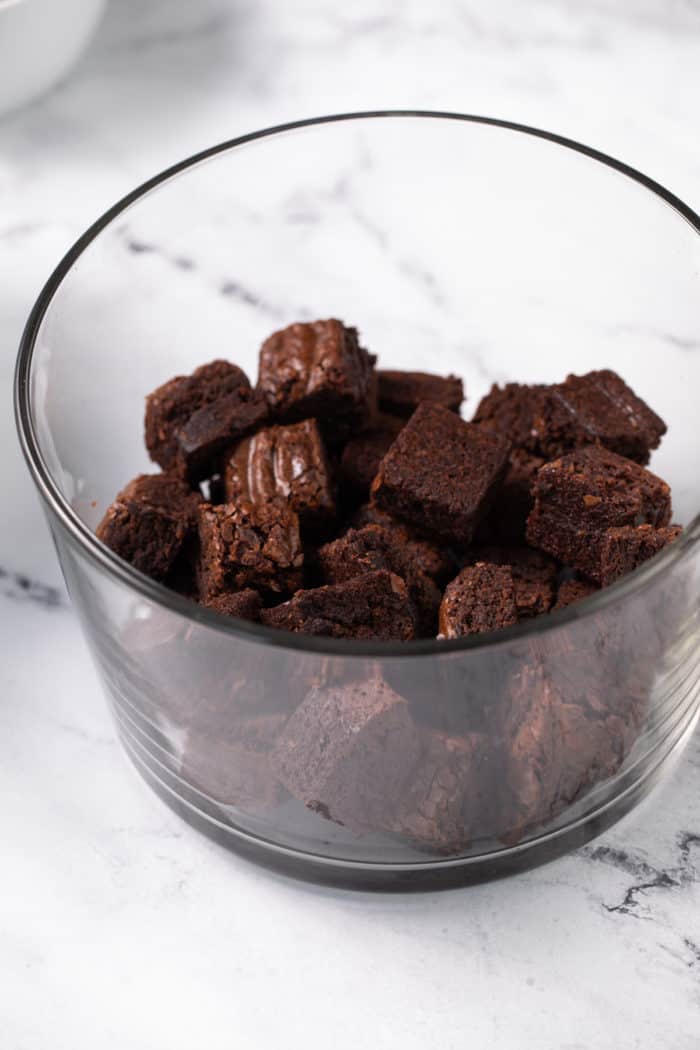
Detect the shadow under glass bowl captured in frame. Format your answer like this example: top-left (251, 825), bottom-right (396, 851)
top-left (14, 111), bottom-right (700, 890)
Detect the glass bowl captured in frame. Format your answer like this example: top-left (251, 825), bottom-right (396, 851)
top-left (15, 112), bottom-right (700, 890)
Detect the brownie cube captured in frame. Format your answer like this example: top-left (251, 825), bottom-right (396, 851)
top-left (317, 525), bottom-right (441, 636)
top-left (371, 403), bottom-right (510, 545)
top-left (389, 731), bottom-right (495, 853)
top-left (182, 713), bottom-right (288, 810)
top-left (257, 319), bottom-right (375, 439)
top-left (175, 387), bottom-right (268, 482)
top-left (261, 570), bottom-right (417, 641)
top-left (339, 414), bottom-right (405, 500)
top-left (197, 500), bottom-right (303, 600)
top-left (526, 446), bottom-right (672, 582)
top-left (468, 546), bottom-right (558, 619)
top-left (439, 563), bottom-right (518, 638)
top-left (224, 418), bottom-right (335, 533)
top-left (145, 360), bottom-right (251, 471)
top-left (377, 370), bottom-right (464, 418)
top-left (553, 577), bottom-right (599, 610)
top-left (96, 472), bottom-right (201, 581)
top-left (350, 504), bottom-right (454, 583)
top-left (535, 370), bottom-right (667, 464)
top-left (271, 677), bottom-right (422, 830)
top-left (201, 588), bottom-right (263, 622)
top-left (472, 382), bottom-right (546, 452)
top-left (599, 524), bottom-right (682, 586)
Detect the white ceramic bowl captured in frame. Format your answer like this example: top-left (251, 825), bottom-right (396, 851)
top-left (0, 0), bottom-right (106, 117)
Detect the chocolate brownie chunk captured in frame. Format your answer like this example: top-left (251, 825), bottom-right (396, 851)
top-left (534, 370), bottom-right (667, 464)
top-left (271, 677), bottom-right (422, 830)
top-left (502, 661), bottom-right (627, 838)
top-left (371, 403), bottom-right (510, 544)
top-left (317, 525), bottom-right (441, 635)
top-left (439, 563), bottom-right (518, 638)
top-left (183, 713), bottom-right (287, 810)
top-left (339, 414), bottom-right (404, 500)
top-left (96, 472), bottom-right (201, 581)
top-left (257, 319), bottom-right (375, 439)
top-left (351, 504), bottom-right (454, 582)
top-left (197, 500), bottom-right (303, 600)
top-left (599, 523), bottom-right (682, 586)
top-left (175, 386), bottom-right (268, 482)
top-left (526, 446), bottom-right (672, 582)
top-left (473, 383), bottom-right (546, 452)
top-left (553, 577), bottom-right (599, 610)
top-left (468, 546), bottom-right (558, 619)
top-left (377, 370), bottom-right (464, 418)
top-left (480, 448), bottom-right (544, 543)
top-left (202, 588), bottom-right (262, 622)
top-left (389, 731), bottom-right (495, 853)
top-left (145, 360), bottom-right (251, 471)
top-left (224, 418), bottom-right (335, 533)
top-left (261, 570), bottom-right (417, 640)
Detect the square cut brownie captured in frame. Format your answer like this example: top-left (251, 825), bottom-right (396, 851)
top-left (439, 563), bottom-right (519, 638)
top-left (224, 418), bottom-right (335, 533)
top-left (526, 445), bottom-right (672, 582)
top-left (257, 319), bottom-right (375, 439)
top-left (201, 588), bottom-right (263, 622)
top-left (261, 570), bottom-right (417, 641)
top-left (599, 524), bottom-right (682, 586)
top-left (197, 500), bottom-right (303, 600)
top-left (317, 525), bottom-right (441, 636)
top-left (377, 370), bottom-right (464, 418)
top-left (145, 360), bottom-right (252, 471)
top-left (468, 546), bottom-right (558, 619)
top-left (351, 504), bottom-right (455, 583)
top-left (553, 577), bottom-right (599, 610)
top-left (534, 370), bottom-right (667, 464)
top-left (472, 382), bottom-right (546, 452)
top-left (96, 473), bottom-right (201, 581)
top-left (339, 413), bottom-right (405, 500)
top-left (271, 678), bottom-right (422, 830)
top-left (479, 448), bottom-right (544, 543)
top-left (175, 386), bottom-right (268, 482)
top-left (371, 402), bottom-right (510, 545)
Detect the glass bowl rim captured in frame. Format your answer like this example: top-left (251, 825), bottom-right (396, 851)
top-left (14, 109), bottom-right (700, 658)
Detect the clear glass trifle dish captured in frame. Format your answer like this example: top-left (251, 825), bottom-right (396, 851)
top-left (15, 112), bottom-right (700, 890)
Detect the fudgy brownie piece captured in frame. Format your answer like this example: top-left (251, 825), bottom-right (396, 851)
top-left (479, 448), bottom-right (544, 543)
top-left (317, 525), bottom-right (441, 635)
top-left (145, 360), bottom-right (251, 471)
top-left (553, 577), bottom-right (599, 610)
top-left (261, 570), bottom-right (417, 640)
top-left (526, 445), bottom-right (672, 582)
top-left (469, 546), bottom-right (558, 619)
top-left (224, 418), bottom-right (335, 533)
top-left (257, 319), bottom-right (375, 439)
top-left (183, 713), bottom-right (288, 810)
top-left (599, 524), bottom-right (682, 586)
top-left (439, 563), bottom-right (518, 638)
top-left (96, 472), bottom-right (201, 581)
top-left (339, 414), bottom-right (405, 499)
top-left (351, 504), bottom-right (454, 583)
top-left (201, 588), bottom-right (262, 622)
top-left (502, 661), bottom-right (627, 837)
top-left (271, 677), bottom-right (422, 830)
top-left (371, 402), bottom-right (510, 544)
top-left (389, 731), bottom-right (494, 854)
top-left (197, 500), bottom-right (303, 600)
top-left (175, 387), bottom-right (268, 482)
top-left (472, 382), bottom-right (547, 452)
top-left (534, 370), bottom-right (667, 464)
top-left (377, 370), bottom-right (464, 418)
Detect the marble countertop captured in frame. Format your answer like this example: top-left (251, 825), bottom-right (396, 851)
top-left (2, 2), bottom-right (699, 1046)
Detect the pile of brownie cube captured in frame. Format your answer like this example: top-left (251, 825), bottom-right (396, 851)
top-left (98, 318), bottom-right (680, 641)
